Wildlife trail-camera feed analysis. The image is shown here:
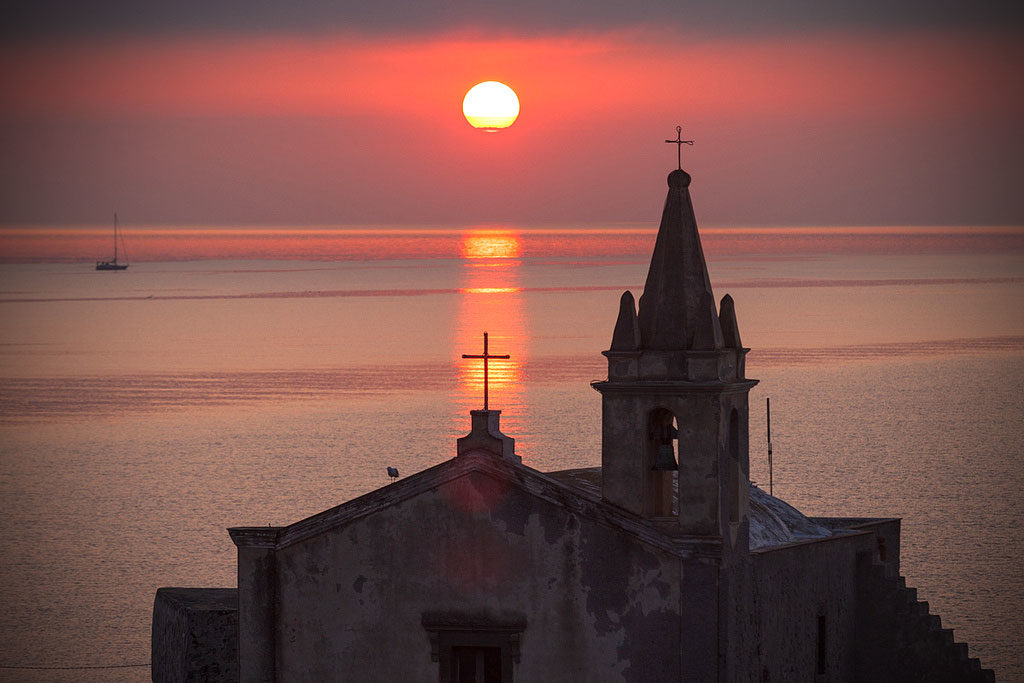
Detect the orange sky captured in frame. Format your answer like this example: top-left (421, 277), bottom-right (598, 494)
top-left (1, 28), bottom-right (1021, 226)
top-left (4, 31), bottom-right (1017, 119)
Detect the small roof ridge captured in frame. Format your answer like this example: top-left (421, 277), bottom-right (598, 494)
top-left (235, 454), bottom-right (700, 555)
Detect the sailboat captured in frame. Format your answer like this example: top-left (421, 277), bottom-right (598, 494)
top-left (96, 213), bottom-right (129, 271)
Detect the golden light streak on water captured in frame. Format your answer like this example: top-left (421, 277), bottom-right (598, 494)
top-left (460, 230), bottom-right (523, 260)
top-left (453, 230), bottom-right (528, 455)
top-left (459, 287), bottom-right (521, 294)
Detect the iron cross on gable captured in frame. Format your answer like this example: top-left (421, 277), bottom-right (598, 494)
top-left (462, 332), bottom-right (510, 411)
top-left (665, 125), bottom-right (694, 170)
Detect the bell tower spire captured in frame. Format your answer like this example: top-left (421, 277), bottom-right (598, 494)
top-left (592, 131), bottom-right (757, 548)
top-left (637, 168), bottom-right (724, 353)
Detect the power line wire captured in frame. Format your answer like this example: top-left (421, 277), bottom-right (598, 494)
top-left (0, 663), bottom-right (149, 671)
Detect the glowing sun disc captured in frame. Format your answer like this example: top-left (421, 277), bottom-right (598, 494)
top-left (463, 81), bottom-right (520, 131)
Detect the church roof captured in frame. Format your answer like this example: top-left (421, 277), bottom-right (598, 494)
top-left (231, 456), bottom-right (837, 555)
top-left (231, 452), bottom-right (720, 557)
top-left (545, 466), bottom-right (833, 550)
top-left (635, 169), bottom-right (724, 351)
top-left (746, 484), bottom-right (835, 549)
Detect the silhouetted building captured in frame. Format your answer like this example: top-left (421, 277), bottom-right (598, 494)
top-left (152, 164), bottom-right (994, 682)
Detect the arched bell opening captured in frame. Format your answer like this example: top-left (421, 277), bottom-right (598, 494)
top-left (728, 408), bottom-right (741, 524)
top-left (647, 408), bottom-right (678, 517)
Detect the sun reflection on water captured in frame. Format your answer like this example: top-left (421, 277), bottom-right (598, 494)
top-left (460, 286), bottom-right (521, 294)
top-left (453, 230), bottom-right (530, 458)
top-left (460, 231), bottom-right (523, 260)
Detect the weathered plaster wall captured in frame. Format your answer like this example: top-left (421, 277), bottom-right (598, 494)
top-left (273, 470), bottom-right (681, 682)
top-left (151, 587), bottom-right (238, 683)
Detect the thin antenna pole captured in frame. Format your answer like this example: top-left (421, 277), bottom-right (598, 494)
top-left (767, 397), bottom-right (773, 496)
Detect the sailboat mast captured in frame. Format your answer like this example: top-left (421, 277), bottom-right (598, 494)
top-left (113, 213), bottom-right (118, 262)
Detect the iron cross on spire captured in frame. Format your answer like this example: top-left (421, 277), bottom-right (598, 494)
top-left (462, 331), bottom-right (510, 411)
top-left (665, 125), bottom-right (694, 170)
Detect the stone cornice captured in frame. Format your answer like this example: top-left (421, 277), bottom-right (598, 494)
top-left (592, 378), bottom-right (759, 394)
top-left (748, 526), bottom-right (872, 555)
top-left (602, 347), bottom-right (751, 359)
top-left (227, 527), bottom-right (282, 549)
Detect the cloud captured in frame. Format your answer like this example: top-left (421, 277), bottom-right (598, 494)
top-left (1, 28), bottom-right (1021, 226)
top-left (4, 0), bottom-right (1023, 39)
top-left (3, 31), bottom-right (1019, 119)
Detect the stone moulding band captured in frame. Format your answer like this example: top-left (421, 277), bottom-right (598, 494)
top-left (422, 612), bottom-right (526, 664)
top-left (602, 348), bottom-right (751, 359)
top-left (591, 380), bottom-right (759, 394)
top-left (227, 527), bottom-right (282, 548)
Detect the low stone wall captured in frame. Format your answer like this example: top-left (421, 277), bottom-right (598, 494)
top-left (152, 587), bottom-right (238, 682)
top-left (812, 517), bottom-right (901, 578)
top-left (750, 530), bottom-right (869, 680)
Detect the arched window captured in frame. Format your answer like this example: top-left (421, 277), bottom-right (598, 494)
top-left (728, 408), bottom-right (741, 524)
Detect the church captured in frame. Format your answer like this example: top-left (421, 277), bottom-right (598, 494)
top-left (152, 153), bottom-right (995, 682)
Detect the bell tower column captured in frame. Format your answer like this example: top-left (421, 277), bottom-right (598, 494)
top-left (592, 158), bottom-right (758, 682)
top-left (592, 167), bottom-right (757, 541)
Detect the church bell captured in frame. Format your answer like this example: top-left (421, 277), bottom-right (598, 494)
top-left (652, 443), bottom-right (678, 471)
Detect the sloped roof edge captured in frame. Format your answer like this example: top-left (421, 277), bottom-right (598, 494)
top-left (232, 452), bottom-right (716, 557)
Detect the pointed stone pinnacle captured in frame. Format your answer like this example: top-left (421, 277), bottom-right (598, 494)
top-left (719, 294), bottom-right (742, 349)
top-left (610, 291), bottom-right (641, 351)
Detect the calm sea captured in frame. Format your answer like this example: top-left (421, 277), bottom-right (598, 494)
top-left (1, 226), bottom-right (1022, 681)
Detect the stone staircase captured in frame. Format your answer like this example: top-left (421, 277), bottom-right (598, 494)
top-left (856, 557), bottom-right (995, 682)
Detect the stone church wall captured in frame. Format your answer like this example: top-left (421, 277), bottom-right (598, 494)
top-left (271, 469), bottom-right (682, 682)
top-left (748, 530), bottom-right (879, 682)
top-left (151, 587), bottom-right (238, 682)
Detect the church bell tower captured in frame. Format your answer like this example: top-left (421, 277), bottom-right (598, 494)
top-left (592, 157), bottom-right (757, 549)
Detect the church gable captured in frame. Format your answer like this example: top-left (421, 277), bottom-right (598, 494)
top-left (263, 455), bottom-right (683, 681)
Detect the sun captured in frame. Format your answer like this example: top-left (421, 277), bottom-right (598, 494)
top-left (462, 81), bottom-right (520, 131)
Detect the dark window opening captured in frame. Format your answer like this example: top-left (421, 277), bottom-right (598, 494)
top-left (877, 536), bottom-right (887, 562)
top-left (816, 614), bottom-right (827, 675)
top-left (452, 646), bottom-right (502, 683)
top-left (728, 408), bottom-right (741, 523)
top-left (423, 613), bottom-right (523, 683)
